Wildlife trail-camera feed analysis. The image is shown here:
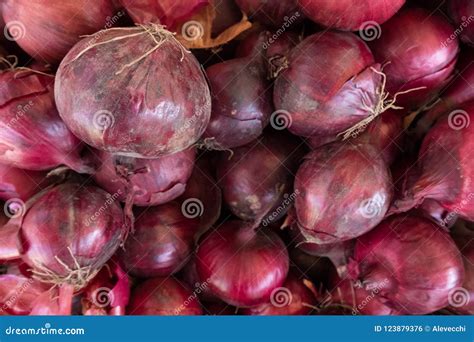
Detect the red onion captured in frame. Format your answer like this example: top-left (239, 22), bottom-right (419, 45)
top-left (20, 183), bottom-right (127, 291)
top-left (55, 25), bottom-right (211, 158)
top-left (370, 8), bottom-right (459, 109)
top-left (298, 0), bottom-right (404, 31)
top-left (274, 31), bottom-right (385, 144)
top-left (1, 0), bottom-right (118, 64)
top-left (180, 256), bottom-right (217, 302)
top-left (0, 67), bottom-right (88, 172)
top-left (196, 221), bottom-right (289, 306)
top-left (29, 284), bottom-right (74, 315)
top-left (348, 215), bottom-right (464, 314)
top-left (241, 273), bottom-right (317, 315)
top-left (202, 55), bottom-right (273, 149)
top-left (127, 277), bottom-right (202, 315)
top-left (392, 101), bottom-right (474, 221)
top-left (91, 148), bottom-right (195, 207)
top-left (235, 0), bottom-right (301, 27)
top-left (0, 164), bottom-right (48, 202)
top-left (293, 142), bottom-right (392, 244)
top-left (217, 132), bottom-right (303, 223)
top-left (120, 203), bottom-right (198, 278)
top-left (448, 0), bottom-right (474, 46)
top-left (120, 0), bottom-right (209, 29)
top-left (0, 274), bottom-right (48, 315)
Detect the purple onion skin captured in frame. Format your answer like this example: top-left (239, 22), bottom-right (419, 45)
top-left (196, 221), bottom-right (289, 307)
top-left (127, 277), bottom-right (202, 315)
top-left (274, 31), bottom-right (381, 141)
top-left (236, 31), bottom-right (298, 59)
top-left (91, 148), bottom-right (195, 206)
top-left (212, 0), bottom-right (242, 35)
top-left (0, 165), bottom-right (48, 201)
top-left (120, 203), bottom-right (198, 278)
top-left (55, 27), bottom-right (211, 158)
top-left (217, 132), bottom-right (304, 223)
top-left (236, 0), bottom-right (302, 28)
top-left (448, 0), bottom-right (474, 46)
top-left (294, 142), bottom-right (392, 244)
top-left (350, 215), bottom-right (464, 315)
top-left (298, 0), bottom-right (405, 30)
top-left (203, 57), bottom-right (273, 149)
top-left (370, 8), bottom-right (459, 109)
top-left (20, 183), bottom-right (126, 284)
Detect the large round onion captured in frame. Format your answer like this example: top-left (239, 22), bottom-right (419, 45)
top-left (0, 68), bottom-right (87, 171)
top-left (235, 0), bottom-right (301, 27)
top-left (127, 277), bottom-right (202, 315)
top-left (274, 31), bottom-right (382, 144)
top-left (448, 0), bottom-right (474, 46)
top-left (196, 221), bottom-right (289, 307)
top-left (120, 203), bottom-right (198, 277)
top-left (91, 148), bottom-right (195, 206)
top-left (55, 25), bottom-right (211, 158)
top-left (20, 183), bottom-right (127, 290)
top-left (370, 8), bottom-right (459, 109)
top-left (348, 215), bottom-right (464, 314)
top-left (1, 0), bottom-right (117, 64)
top-left (298, 0), bottom-right (404, 31)
top-left (294, 142), bottom-right (392, 244)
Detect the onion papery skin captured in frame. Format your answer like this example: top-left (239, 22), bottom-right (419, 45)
top-left (20, 183), bottom-right (126, 290)
top-left (370, 8), bottom-right (459, 109)
top-left (127, 277), bottom-right (202, 315)
top-left (1, 0), bottom-right (117, 64)
top-left (120, 203), bottom-right (198, 277)
top-left (393, 100), bottom-right (474, 221)
top-left (0, 165), bottom-right (48, 201)
top-left (55, 26), bottom-right (211, 158)
top-left (448, 0), bottom-right (474, 46)
top-left (274, 31), bottom-right (381, 142)
top-left (0, 69), bottom-right (86, 171)
top-left (235, 0), bottom-right (301, 28)
top-left (0, 274), bottom-right (48, 315)
top-left (349, 215), bottom-right (464, 315)
top-left (196, 221), bottom-right (289, 307)
top-left (202, 57), bottom-right (273, 149)
top-left (294, 142), bottom-right (392, 244)
top-left (91, 148), bottom-right (195, 206)
top-left (217, 132), bottom-right (303, 223)
top-left (241, 273), bottom-right (317, 315)
top-left (298, 0), bottom-right (405, 31)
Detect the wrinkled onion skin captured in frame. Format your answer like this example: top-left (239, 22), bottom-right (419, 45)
top-left (235, 0), bottom-right (301, 27)
top-left (196, 221), bottom-right (289, 307)
top-left (217, 132), bottom-right (303, 222)
top-left (0, 275), bottom-right (48, 315)
top-left (127, 277), bottom-right (202, 315)
top-left (1, 0), bottom-right (117, 64)
top-left (370, 8), bottom-right (459, 108)
top-left (351, 215), bottom-right (464, 315)
top-left (274, 31), bottom-right (380, 140)
top-left (294, 143), bottom-right (392, 244)
top-left (120, 203), bottom-right (198, 277)
top-left (448, 0), bottom-right (474, 46)
top-left (20, 183), bottom-right (126, 280)
top-left (56, 27), bottom-right (211, 158)
top-left (0, 71), bottom-right (84, 171)
top-left (203, 57), bottom-right (273, 149)
top-left (0, 165), bottom-right (48, 201)
top-left (298, 0), bottom-right (405, 30)
top-left (91, 148), bottom-right (195, 206)
top-left (242, 273), bottom-right (317, 315)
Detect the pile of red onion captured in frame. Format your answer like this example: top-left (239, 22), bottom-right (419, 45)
top-left (0, 0), bottom-right (470, 318)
